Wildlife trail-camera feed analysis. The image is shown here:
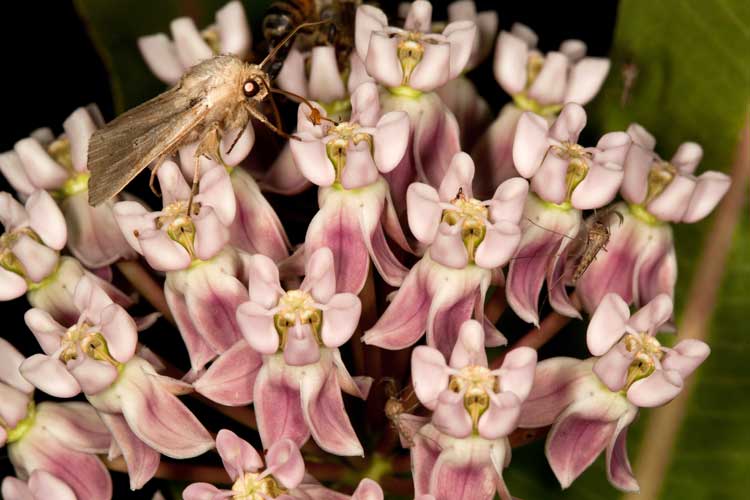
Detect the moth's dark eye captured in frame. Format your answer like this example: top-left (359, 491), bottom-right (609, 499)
top-left (243, 80), bottom-right (260, 98)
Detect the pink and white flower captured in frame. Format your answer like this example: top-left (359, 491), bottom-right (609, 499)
top-left (2, 470), bottom-right (77, 500)
top-left (411, 320), bottom-right (537, 500)
top-left (576, 124), bottom-right (731, 312)
top-left (0, 106), bottom-right (137, 268)
top-left (1, 338), bottom-right (112, 499)
top-left (472, 23), bottom-right (610, 193)
top-left (364, 153), bottom-right (526, 356)
top-left (290, 82), bottom-right (412, 293)
top-left (505, 104), bottom-right (629, 325)
top-left (138, 1), bottom-right (250, 85)
top-left (234, 248), bottom-right (370, 456)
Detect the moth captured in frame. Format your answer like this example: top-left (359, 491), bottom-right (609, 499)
top-left (87, 21), bottom-right (323, 207)
top-left (383, 378), bottom-right (424, 448)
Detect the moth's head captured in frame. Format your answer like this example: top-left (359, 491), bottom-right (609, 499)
top-left (242, 66), bottom-right (269, 102)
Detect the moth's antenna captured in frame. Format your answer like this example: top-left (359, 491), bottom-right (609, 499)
top-left (259, 20), bottom-right (331, 70)
top-left (259, 79), bottom-right (285, 135)
top-left (270, 87), bottom-right (338, 126)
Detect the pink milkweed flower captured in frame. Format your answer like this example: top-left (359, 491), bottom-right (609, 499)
top-left (177, 127), bottom-right (290, 262)
top-left (295, 476), bottom-right (385, 500)
top-left (364, 153), bottom-right (527, 357)
top-left (472, 23), bottom-right (611, 195)
top-left (19, 277), bottom-right (213, 488)
top-left (234, 248), bottom-right (370, 456)
top-left (138, 1), bottom-right (250, 85)
top-left (435, 0), bottom-right (498, 150)
top-left (505, 104), bottom-right (630, 325)
top-left (2, 470), bottom-right (77, 500)
top-left (587, 293), bottom-right (710, 408)
top-left (0, 106), bottom-right (137, 268)
top-left (290, 82), bottom-right (412, 293)
top-left (1, 338), bottom-right (113, 499)
top-left (576, 124), bottom-right (731, 312)
top-left (410, 320), bottom-right (537, 500)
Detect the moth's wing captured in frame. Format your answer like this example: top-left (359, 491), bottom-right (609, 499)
top-left (87, 87), bottom-right (208, 205)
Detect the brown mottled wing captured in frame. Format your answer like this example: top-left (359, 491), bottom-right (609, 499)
top-left (87, 86), bottom-right (208, 205)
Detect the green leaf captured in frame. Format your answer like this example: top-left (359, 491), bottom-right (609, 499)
top-left (507, 1), bottom-right (750, 499)
top-left (74, 0), bottom-right (272, 113)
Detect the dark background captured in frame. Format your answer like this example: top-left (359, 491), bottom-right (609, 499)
top-left (0, 1), bottom-right (618, 498)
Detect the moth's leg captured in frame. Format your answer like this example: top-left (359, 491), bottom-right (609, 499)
top-left (187, 124), bottom-right (222, 214)
top-left (247, 105), bottom-right (299, 142)
top-left (149, 157), bottom-right (167, 197)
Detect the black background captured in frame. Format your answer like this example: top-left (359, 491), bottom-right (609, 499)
top-left (0, 1), bottom-right (618, 498)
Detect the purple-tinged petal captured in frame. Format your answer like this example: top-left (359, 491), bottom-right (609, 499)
top-left (138, 34), bottom-right (183, 85)
top-left (475, 221), bottom-right (521, 269)
top-left (427, 278), bottom-right (480, 358)
top-left (320, 293), bottom-right (361, 348)
top-left (183, 483), bottom-right (229, 500)
top-left (449, 320), bottom-right (488, 368)
top-left (571, 162), bottom-right (623, 210)
top-left (564, 58), bottom-right (610, 105)
top-left (493, 32), bottom-right (528, 95)
top-left (478, 391), bottom-right (522, 439)
top-left (0, 338), bottom-right (34, 392)
top-left (593, 343), bottom-right (632, 392)
top-left (254, 359), bottom-right (310, 450)
top-left (0, 151), bottom-right (34, 196)
top-left (430, 223), bottom-right (469, 269)
top-left (365, 31), bottom-right (403, 88)
top-left (634, 232), bottom-right (676, 308)
top-left (62, 108), bottom-right (96, 173)
top-left (560, 39), bottom-right (587, 61)
top-left (165, 282), bottom-right (218, 371)
top-left (27, 470), bottom-right (77, 500)
top-left (587, 292), bottom-right (630, 356)
top-left (361, 203), bottom-right (409, 288)
top-left (237, 300), bottom-right (278, 354)
top-left (301, 365), bottom-right (363, 455)
top-left (217, 1), bottom-right (251, 57)
top-left (118, 357), bottom-right (214, 458)
top-left (512, 112), bottom-right (550, 178)
top-left (627, 369), bottom-right (683, 407)
top-left (309, 46), bottom-right (346, 102)
top-left (351, 478), bottom-right (384, 500)
top-left (662, 339), bottom-right (710, 379)
top-left (331, 349), bottom-right (371, 400)
top-left (410, 41), bottom-right (451, 92)
top-left (497, 347), bottom-right (537, 401)
top-left (404, 0), bottom-right (432, 31)
top-left (170, 17), bottom-right (212, 68)
top-left (354, 5), bottom-right (388, 62)
top-left (429, 444), bottom-right (496, 500)
top-left (13, 139), bottom-right (68, 190)
top-left (216, 428), bottom-right (263, 480)
top-left (647, 175), bottom-right (696, 222)
top-left (412, 425), bottom-right (443, 496)
top-left (193, 206), bottom-right (231, 261)
top-left (265, 438), bottom-right (305, 489)
top-left (627, 293), bottom-right (672, 334)
top-left (407, 182), bottom-right (442, 244)
top-left (682, 171), bottom-right (731, 223)
top-left (194, 340), bottom-right (261, 406)
top-left (245, 253), bottom-right (282, 308)
top-left (443, 21), bottom-right (477, 78)
top-left (436, 77), bottom-right (491, 152)
top-left (412, 346), bottom-right (450, 409)
top-left (489, 177), bottom-right (529, 225)
top-left (23, 308), bottom-right (65, 356)
top-left (411, 96), bottom-right (462, 190)
top-left (98, 412), bottom-right (160, 490)
top-left (439, 152), bottom-right (475, 200)
top-left (671, 142), bottom-right (703, 174)
top-left (527, 52), bottom-right (568, 105)
top-left (69, 357), bottom-right (119, 395)
top-left (432, 389), bottom-right (473, 438)
top-left (35, 402), bottom-right (110, 454)
top-left (373, 111), bottom-right (410, 173)
top-left (0, 267), bottom-right (27, 300)
top-left (25, 190), bottom-right (66, 250)
top-left (20, 354), bottom-right (81, 398)
top-left (605, 411), bottom-right (639, 492)
top-left (290, 132), bottom-right (334, 187)
top-left (518, 357), bottom-right (590, 428)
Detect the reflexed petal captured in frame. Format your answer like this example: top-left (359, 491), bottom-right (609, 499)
top-left (412, 426), bottom-right (443, 496)
top-left (308, 46), bottom-right (346, 102)
top-left (373, 111), bottom-right (410, 173)
top-left (493, 32), bottom-right (528, 95)
top-left (412, 346), bottom-right (450, 409)
top-left (682, 171), bottom-right (731, 223)
top-left (518, 357), bottom-right (588, 428)
top-left (593, 344), bottom-right (632, 392)
top-left (194, 340), bottom-right (262, 406)
top-left (138, 229), bottom-right (192, 271)
top-left (27, 470), bottom-right (76, 500)
top-left (449, 320), bottom-right (487, 368)
top-left (497, 347), bottom-right (537, 401)
top-left (548, 103), bottom-right (587, 143)
top-left (98, 412), bottom-right (160, 490)
top-left (265, 438), bottom-right (305, 489)
top-left (254, 359), bottom-right (310, 450)
top-left (14, 138), bottom-right (68, 190)
top-left (475, 221), bottom-right (521, 269)
top-left (512, 112), bottom-right (549, 178)
top-left (69, 356), bottom-right (119, 395)
top-left (662, 339), bottom-right (710, 379)
top-left (165, 282), bottom-right (218, 372)
top-left (647, 174), bottom-right (696, 222)
top-left (627, 369), bottom-right (683, 407)
top-left (35, 402), bottom-right (110, 454)
top-left (429, 444), bottom-right (496, 500)
top-left (26, 190), bottom-right (66, 250)
top-left (432, 389), bottom-right (473, 438)
top-left (20, 354), bottom-right (81, 398)
top-left (301, 366), bottom-right (363, 455)
top-left (587, 293), bottom-right (630, 356)
top-left (527, 52), bottom-right (568, 105)
top-left (216, 429), bottom-right (263, 480)
top-left (365, 32), bottom-right (403, 88)
top-left (355, 5), bottom-right (388, 62)
top-left (320, 293), bottom-right (361, 348)
top-left (439, 152), bottom-right (475, 201)
top-left (193, 206), bottom-right (230, 261)
top-left (627, 293), bottom-right (673, 334)
top-left (170, 17), bottom-right (212, 68)
top-left (443, 21), bottom-right (477, 78)
top-left (570, 162), bottom-right (624, 210)
top-left (605, 414), bottom-right (639, 492)
top-left (407, 183), bottom-right (442, 244)
top-left (564, 58), bottom-right (610, 105)
top-left (478, 391), bottom-right (522, 439)
top-left (413, 95), bottom-right (462, 189)
top-left (138, 34), bottom-right (183, 85)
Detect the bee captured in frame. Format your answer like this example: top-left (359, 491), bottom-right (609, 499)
top-left (87, 21), bottom-right (324, 208)
top-left (262, 0), bottom-right (317, 79)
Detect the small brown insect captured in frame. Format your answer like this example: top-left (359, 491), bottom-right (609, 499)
top-left (383, 378), bottom-right (423, 448)
top-left (569, 209), bottom-right (623, 284)
top-left (620, 61), bottom-right (639, 108)
top-left (87, 21), bottom-right (326, 208)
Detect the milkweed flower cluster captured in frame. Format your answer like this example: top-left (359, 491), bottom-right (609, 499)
top-left (0, 1), bottom-right (729, 498)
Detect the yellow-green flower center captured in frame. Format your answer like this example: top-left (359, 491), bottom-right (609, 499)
top-left (325, 122), bottom-right (373, 184)
top-left (448, 365), bottom-right (498, 433)
top-left (152, 201), bottom-right (199, 258)
top-left (60, 324), bottom-right (120, 367)
top-left (511, 52), bottom-right (564, 116)
top-left (0, 228), bottom-right (52, 283)
top-left (231, 471), bottom-right (287, 500)
top-left (273, 290), bottom-right (323, 349)
top-left (623, 332), bottom-right (663, 389)
top-left (442, 189), bottom-right (489, 263)
top-left (645, 161), bottom-right (678, 205)
top-left (397, 32), bottom-right (425, 86)
top-left (4, 401), bottom-right (36, 444)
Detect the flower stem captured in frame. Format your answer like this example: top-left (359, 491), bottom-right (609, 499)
top-left (486, 286), bottom-right (507, 323)
top-left (106, 457), bottom-right (229, 483)
top-left (115, 259), bottom-right (174, 324)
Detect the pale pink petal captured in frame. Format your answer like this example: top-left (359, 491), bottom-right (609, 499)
top-left (571, 162), bottom-right (623, 210)
top-left (320, 293), bottom-right (361, 348)
top-left (530, 152), bottom-right (569, 204)
top-left (23, 308), bottom-right (65, 355)
top-left (350, 81), bottom-right (380, 127)
top-left (682, 171), bottom-right (731, 223)
top-left (165, 283), bottom-right (218, 371)
top-left (407, 182), bottom-right (442, 244)
top-left (0, 384), bottom-right (31, 429)
top-left (627, 293), bottom-right (672, 334)
top-left (443, 21), bottom-right (477, 78)
top-left (276, 48), bottom-right (308, 97)
top-left (662, 339), bottom-right (710, 379)
top-left (265, 438), bottom-right (305, 489)
top-left (605, 415), bottom-right (639, 492)
top-left (301, 246), bottom-right (336, 303)
top-left (475, 221), bottom-right (521, 269)
top-left (1, 476), bottom-right (33, 500)
top-left (112, 200), bottom-right (151, 253)
top-left (593, 343), bottom-right (632, 392)
top-left (170, 17), bottom-right (212, 67)
top-left (254, 360), bottom-right (310, 450)
top-left (432, 389), bottom-right (473, 438)
top-left (119, 358), bottom-right (214, 458)
top-left (157, 160), bottom-right (191, 205)
top-left (593, 131), bottom-right (632, 166)
top-left (365, 32), bottom-right (403, 88)
top-left (62, 108), bottom-right (97, 173)
top-left (627, 369), bottom-right (683, 407)
top-left (245, 253), bottom-right (282, 308)
top-left (512, 112), bottom-right (550, 178)
top-left (193, 206), bottom-right (230, 261)
top-left (412, 346), bottom-right (450, 410)
top-left (194, 340), bottom-right (262, 405)
top-left (449, 319), bottom-right (488, 368)
top-left (12, 234), bottom-right (58, 283)
top-left (290, 132), bottom-right (335, 187)
top-left (439, 152), bottom-right (475, 200)
top-left (404, 0), bottom-right (432, 31)
top-left (351, 478), bottom-right (384, 500)
top-left (587, 293), bottom-right (630, 356)
top-left (549, 103), bottom-right (587, 143)
top-left (69, 356), bottom-right (119, 395)
top-left (308, 46), bottom-right (346, 102)
top-left (647, 174), bottom-right (696, 222)
top-left (0, 151), bottom-right (34, 196)
top-left (183, 483), bottom-right (229, 500)
top-left (635, 231), bottom-right (676, 308)
top-left (27, 470), bottom-right (76, 500)
top-left (478, 391), bottom-right (522, 439)
top-left (373, 111), bottom-right (410, 173)
top-left (138, 34), bottom-right (183, 85)
top-left (489, 177), bottom-right (529, 225)
top-left (20, 354), bottom-right (81, 398)
top-left (429, 445), bottom-right (496, 500)
top-left (98, 304), bottom-right (137, 363)
top-left (0, 267), bottom-right (27, 300)
top-left (671, 142), bottom-right (703, 174)
top-left (26, 190), bottom-right (66, 250)
top-left (339, 143), bottom-right (380, 190)
top-left (412, 427), bottom-right (443, 496)
top-left (0, 191), bottom-right (29, 230)
top-left (35, 401), bottom-right (110, 454)
top-left (355, 5), bottom-right (388, 62)
top-left (99, 410), bottom-right (160, 489)
top-left (349, 52), bottom-right (374, 94)
top-left (560, 39), bottom-right (587, 61)
top-left (0, 338), bottom-right (34, 392)
top-left (216, 429), bottom-right (263, 480)
top-left (14, 138), bottom-right (68, 190)
top-left (493, 31), bottom-right (528, 95)
top-left (216, 1), bottom-right (250, 57)
top-left (138, 229), bottom-right (192, 271)
top-left (184, 269), bottom-right (246, 352)
top-left (564, 58), bottom-right (610, 105)
top-left (427, 281), bottom-right (479, 359)
top-left (498, 346), bottom-right (538, 401)
top-left (429, 222), bottom-right (469, 269)
top-left (284, 322), bottom-right (321, 366)
top-left (527, 52), bottom-right (568, 105)
top-left (620, 143), bottom-right (654, 205)
top-left (409, 41), bottom-right (451, 91)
